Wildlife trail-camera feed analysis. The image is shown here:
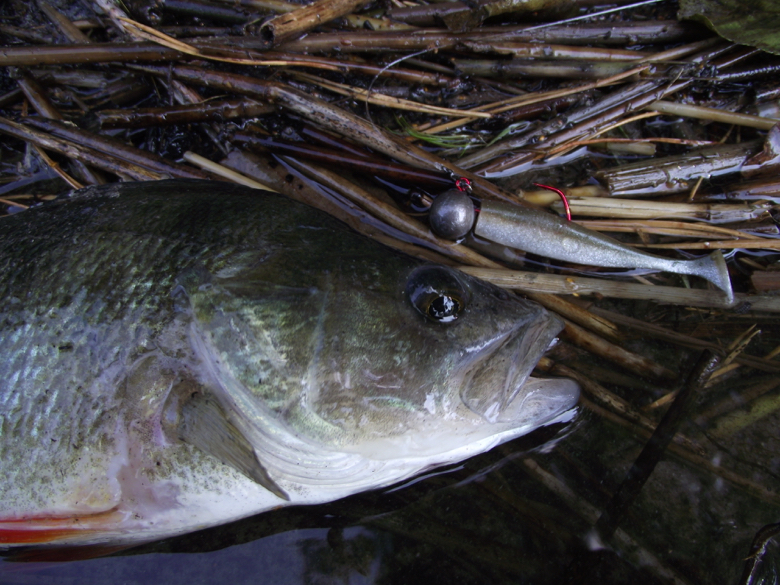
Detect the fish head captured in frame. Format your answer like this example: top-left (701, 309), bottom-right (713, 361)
top-left (0, 183), bottom-right (579, 548)
top-left (182, 242), bottom-right (579, 495)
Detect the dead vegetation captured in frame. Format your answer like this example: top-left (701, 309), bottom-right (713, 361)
top-left (1, 0), bottom-right (779, 583)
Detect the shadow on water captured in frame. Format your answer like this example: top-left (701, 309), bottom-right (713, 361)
top-left (1, 412), bottom-right (779, 585)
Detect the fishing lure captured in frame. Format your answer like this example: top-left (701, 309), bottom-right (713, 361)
top-left (428, 186), bottom-right (734, 304)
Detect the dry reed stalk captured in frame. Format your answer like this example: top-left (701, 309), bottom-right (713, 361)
top-left (460, 267), bottom-right (734, 308)
top-left (260, 0), bottom-right (371, 46)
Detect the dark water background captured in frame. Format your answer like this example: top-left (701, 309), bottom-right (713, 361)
top-left (2, 405), bottom-right (778, 585)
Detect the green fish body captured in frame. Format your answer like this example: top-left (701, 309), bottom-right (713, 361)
top-left (0, 180), bottom-right (578, 547)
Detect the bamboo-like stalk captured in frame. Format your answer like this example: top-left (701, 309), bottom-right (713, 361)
top-left (259, 52), bottom-right (453, 85)
top-left (524, 292), bottom-right (621, 342)
top-left (118, 17), bottom-right (344, 69)
top-left (551, 197), bottom-right (771, 223)
top-left (0, 43), bottom-right (179, 67)
top-left (643, 239), bottom-right (780, 250)
top-left (277, 21), bottom-right (707, 52)
top-left (260, 0), bottom-right (371, 46)
top-left (518, 185), bottom-right (608, 206)
top-left (290, 71), bottom-right (491, 118)
top-left (577, 219), bottom-right (765, 241)
top-left (648, 100), bottom-right (779, 130)
top-left (90, 99), bottom-right (274, 129)
top-left (459, 266), bottom-right (735, 308)
top-left (212, 0), bottom-right (298, 13)
top-left (596, 141), bottom-right (765, 197)
top-left (453, 58), bottom-right (642, 80)
top-left (142, 0), bottom-right (256, 24)
top-left (461, 42), bottom-right (651, 60)
top-left (182, 152), bottom-right (278, 191)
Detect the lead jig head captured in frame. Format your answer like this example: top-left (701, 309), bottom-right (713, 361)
top-left (428, 189), bottom-right (476, 240)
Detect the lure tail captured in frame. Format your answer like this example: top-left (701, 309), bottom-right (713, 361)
top-left (673, 250), bottom-right (733, 304)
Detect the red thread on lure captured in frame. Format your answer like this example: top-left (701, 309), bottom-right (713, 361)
top-left (454, 177), bottom-right (472, 192)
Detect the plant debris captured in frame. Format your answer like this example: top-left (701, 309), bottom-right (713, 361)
top-left (1, 1), bottom-right (780, 583)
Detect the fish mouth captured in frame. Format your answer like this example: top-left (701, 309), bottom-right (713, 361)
top-left (460, 312), bottom-right (578, 425)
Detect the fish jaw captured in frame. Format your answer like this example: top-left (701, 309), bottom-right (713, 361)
top-left (459, 308), bottom-right (569, 423)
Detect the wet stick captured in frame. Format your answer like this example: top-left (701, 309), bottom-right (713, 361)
top-left (590, 307), bottom-right (780, 373)
top-left (561, 319), bottom-right (676, 381)
top-left (0, 116), bottom-right (166, 181)
top-left (232, 132), bottom-right (452, 188)
top-left (91, 99), bottom-right (274, 130)
top-left (550, 197), bottom-right (771, 222)
top-left (596, 141), bottom-right (765, 197)
top-left (524, 292), bottom-right (620, 342)
top-left (453, 58), bottom-right (642, 80)
top-left (221, 149), bottom-right (457, 266)
top-left (0, 43), bottom-right (179, 67)
top-left (22, 117), bottom-right (213, 180)
top-left (280, 156), bottom-right (504, 269)
top-left (278, 20), bottom-right (705, 52)
top-left (459, 267), bottom-right (734, 308)
top-left (260, 0), bottom-right (372, 46)
top-left (648, 100), bottom-right (779, 130)
top-left (538, 361), bottom-right (705, 456)
top-left (595, 351), bottom-right (721, 539)
top-left (15, 70), bottom-right (105, 186)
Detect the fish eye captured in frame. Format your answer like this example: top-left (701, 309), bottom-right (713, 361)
top-left (406, 266), bottom-right (468, 323)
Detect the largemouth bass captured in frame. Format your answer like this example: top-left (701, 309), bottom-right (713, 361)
top-left (0, 180), bottom-right (578, 548)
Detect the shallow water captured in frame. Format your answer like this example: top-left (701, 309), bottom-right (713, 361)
top-left (2, 406), bottom-right (778, 585)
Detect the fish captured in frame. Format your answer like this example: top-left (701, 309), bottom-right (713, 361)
top-left (0, 180), bottom-right (579, 548)
top-left (474, 199), bottom-right (734, 303)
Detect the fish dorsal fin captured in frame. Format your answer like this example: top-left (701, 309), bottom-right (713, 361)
top-left (177, 391), bottom-right (289, 501)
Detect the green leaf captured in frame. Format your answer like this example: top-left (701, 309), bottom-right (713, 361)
top-left (679, 0), bottom-right (780, 56)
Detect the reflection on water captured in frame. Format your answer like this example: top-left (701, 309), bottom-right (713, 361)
top-left (1, 410), bottom-right (779, 585)
top-left (0, 527), bottom-right (383, 585)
